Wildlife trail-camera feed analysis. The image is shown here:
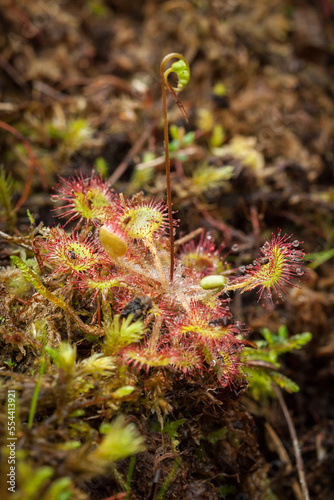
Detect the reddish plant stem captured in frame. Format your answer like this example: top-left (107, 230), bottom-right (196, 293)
top-left (160, 62), bottom-right (175, 282)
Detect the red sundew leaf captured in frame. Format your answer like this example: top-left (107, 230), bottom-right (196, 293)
top-left (36, 227), bottom-right (106, 277)
top-left (168, 342), bottom-right (204, 374)
top-left (75, 269), bottom-right (129, 303)
top-left (229, 232), bottom-right (307, 302)
top-left (178, 230), bottom-right (224, 278)
top-left (119, 196), bottom-right (174, 242)
top-left (52, 171), bottom-right (118, 226)
top-left (122, 345), bottom-right (181, 374)
top-left (167, 301), bottom-right (236, 348)
top-left (203, 341), bottom-right (245, 387)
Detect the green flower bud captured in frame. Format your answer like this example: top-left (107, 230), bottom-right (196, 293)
top-left (200, 275), bottom-right (228, 290)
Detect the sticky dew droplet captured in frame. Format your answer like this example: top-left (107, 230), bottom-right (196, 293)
top-left (231, 244), bottom-right (239, 252)
top-left (292, 240), bottom-right (299, 247)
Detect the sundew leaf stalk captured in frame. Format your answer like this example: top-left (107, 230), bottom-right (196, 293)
top-left (200, 232), bottom-right (306, 302)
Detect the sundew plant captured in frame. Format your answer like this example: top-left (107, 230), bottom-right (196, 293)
top-left (9, 169), bottom-right (307, 386)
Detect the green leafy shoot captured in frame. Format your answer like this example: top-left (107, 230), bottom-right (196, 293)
top-left (308, 247), bottom-right (334, 270)
top-left (91, 416), bottom-right (146, 463)
top-left (95, 156), bottom-right (109, 179)
top-left (48, 118), bottom-right (93, 150)
top-left (191, 164), bottom-right (234, 194)
top-left (4, 358), bottom-right (17, 370)
top-left (26, 209), bottom-right (36, 226)
top-left (46, 342), bottom-right (115, 378)
top-left (270, 372), bottom-right (299, 393)
top-left (257, 326), bottom-right (312, 356)
top-left (207, 426), bottom-right (228, 444)
top-left (78, 352), bottom-right (115, 377)
top-left (242, 326), bottom-right (312, 399)
top-left (19, 466), bottom-right (54, 499)
top-left (104, 314), bottom-right (145, 354)
top-left (45, 342), bottom-right (77, 374)
top-left (162, 418), bottom-right (187, 440)
top-left (42, 477), bottom-right (73, 500)
top-left (168, 125), bottom-right (195, 153)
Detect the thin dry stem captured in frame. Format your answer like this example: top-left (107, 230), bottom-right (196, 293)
top-left (272, 384), bottom-right (310, 500)
top-left (265, 422), bottom-right (303, 500)
top-left (174, 227), bottom-right (204, 247)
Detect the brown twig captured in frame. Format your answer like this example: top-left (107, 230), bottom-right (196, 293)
top-left (0, 229), bottom-right (33, 251)
top-left (265, 422), bottom-right (303, 500)
top-left (174, 227), bottom-right (203, 247)
top-left (272, 384), bottom-right (310, 500)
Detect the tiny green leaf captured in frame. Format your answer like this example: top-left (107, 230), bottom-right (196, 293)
top-left (271, 372), bottom-right (300, 393)
top-left (163, 418), bottom-right (187, 439)
top-left (112, 386), bottom-right (135, 398)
